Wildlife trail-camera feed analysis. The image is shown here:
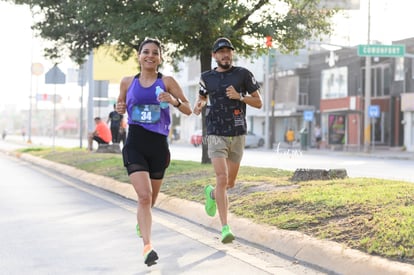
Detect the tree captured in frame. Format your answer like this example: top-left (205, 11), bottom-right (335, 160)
top-left (11, 0), bottom-right (335, 163)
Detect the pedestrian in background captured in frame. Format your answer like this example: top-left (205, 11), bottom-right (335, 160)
top-left (314, 124), bottom-right (322, 149)
top-left (107, 103), bottom-right (123, 143)
top-left (116, 38), bottom-right (191, 267)
top-left (119, 117), bottom-right (127, 147)
top-left (193, 37), bottom-right (263, 244)
top-left (285, 128), bottom-right (295, 148)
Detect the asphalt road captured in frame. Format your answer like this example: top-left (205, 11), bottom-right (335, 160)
top-left (0, 149), bottom-right (327, 275)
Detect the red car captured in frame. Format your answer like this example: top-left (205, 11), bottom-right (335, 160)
top-left (190, 130), bottom-right (203, 147)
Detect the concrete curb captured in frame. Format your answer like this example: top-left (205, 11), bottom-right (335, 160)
top-left (13, 152), bottom-right (414, 275)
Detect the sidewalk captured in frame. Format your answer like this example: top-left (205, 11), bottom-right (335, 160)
top-left (274, 141), bottom-right (414, 161)
top-left (1, 138), bottom-right (413, 274)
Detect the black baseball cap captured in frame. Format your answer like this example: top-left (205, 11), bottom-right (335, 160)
top-left (212, 37), bottom-right (234, 53)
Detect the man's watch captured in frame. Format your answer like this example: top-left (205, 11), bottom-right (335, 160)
top-left (239, 93), bottom-right (245, 102)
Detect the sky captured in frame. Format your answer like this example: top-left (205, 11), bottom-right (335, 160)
top-left (0, 2), bottom-right (68, 111)
top-left (0, 2), bottom-right (37, 110)
top-left (1, 0), bottom-right (414, 110)
top-left (331, 0), bottom-right (414, 46)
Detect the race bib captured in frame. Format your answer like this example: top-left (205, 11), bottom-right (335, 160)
top-left (233, 108), bottom-right (244, 127)
top-left (131, 104), bottom-right (161, 123)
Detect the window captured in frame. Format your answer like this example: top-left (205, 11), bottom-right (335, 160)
top-left (299, 93), bottom-right (308, 105)
top-left (321, 66), bottom-right (348, 99)
top-left (361, 64), bottom-right (391, 97)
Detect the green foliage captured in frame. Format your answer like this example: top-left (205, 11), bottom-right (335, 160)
top-left (12, 0), bottom-right (335, 67)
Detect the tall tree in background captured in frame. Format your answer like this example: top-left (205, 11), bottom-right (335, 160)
top-left (11, 0), bottom-right (336, 163)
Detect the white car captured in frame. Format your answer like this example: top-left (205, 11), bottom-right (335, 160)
top-left (245, 132), bottom-right (264, 148)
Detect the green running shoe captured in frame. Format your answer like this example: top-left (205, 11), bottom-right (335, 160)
top-left (221, 224), bottom-right (235, 244)
top-left (136, 224), bottom-right (142, 238)
top-left (204, 185), bottom-right (216, 217)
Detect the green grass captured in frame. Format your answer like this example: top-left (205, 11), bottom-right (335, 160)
top-left (20, 147), bottom-right (414, 265)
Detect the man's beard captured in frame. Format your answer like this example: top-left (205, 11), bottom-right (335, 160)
top-left (217, 60), bottom-right (232, 70)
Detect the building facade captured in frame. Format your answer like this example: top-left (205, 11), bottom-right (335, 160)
top-left (175, 39), bottom-right (414, 152)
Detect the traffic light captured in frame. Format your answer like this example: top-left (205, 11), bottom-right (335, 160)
top-left (266, 36), bottom-right (272, 48)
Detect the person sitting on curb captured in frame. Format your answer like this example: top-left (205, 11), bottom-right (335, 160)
top-left (87, 117), bottom-right (112, 151)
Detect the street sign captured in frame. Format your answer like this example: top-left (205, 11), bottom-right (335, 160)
top-left (94, 99), bottom-right (109, 107)
top-left (357, 44), bottom-right (405, 57)
top-left (94, 80), bottom-right (109, 107)
top-left (36, 93), bottom-right (62, 103)
top-left (368, 105), bottom-right (380, 118)
top-left (45, 65), bottom-right (66, 84)
top-left (31, 63), bottom-right (44, 76)
top-left (303, 110), bottom-right (314, 121)
top-left (94, 80), bottom-right (109, 98)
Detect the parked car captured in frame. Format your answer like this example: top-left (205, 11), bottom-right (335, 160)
top-left (190, 130), bottom-right (203, 147)
top-left (245, 132), bottom-right (264, 148)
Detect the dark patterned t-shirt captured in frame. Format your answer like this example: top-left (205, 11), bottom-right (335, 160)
top-left (199, 66), bottom-right (260, 136)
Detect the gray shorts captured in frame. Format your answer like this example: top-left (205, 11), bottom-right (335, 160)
top-left (207, 135), bottom-right (245, 163)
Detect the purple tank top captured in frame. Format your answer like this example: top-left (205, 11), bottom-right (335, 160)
top-left (126, 76), bottom-right (171, 136)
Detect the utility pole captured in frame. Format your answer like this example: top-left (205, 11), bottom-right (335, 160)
top-left (264, 51), bottom-right (270, 149)
top-left (78, 63), bottom-right (86, 149)
top-left (270, 68), bottom-right (276, 149)
top-left (264, 36), bottom-right (272, 149)
top-left (87, 51), bottom-right (95, 135)
top-left (363, 0), bottom-right (371, 153)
